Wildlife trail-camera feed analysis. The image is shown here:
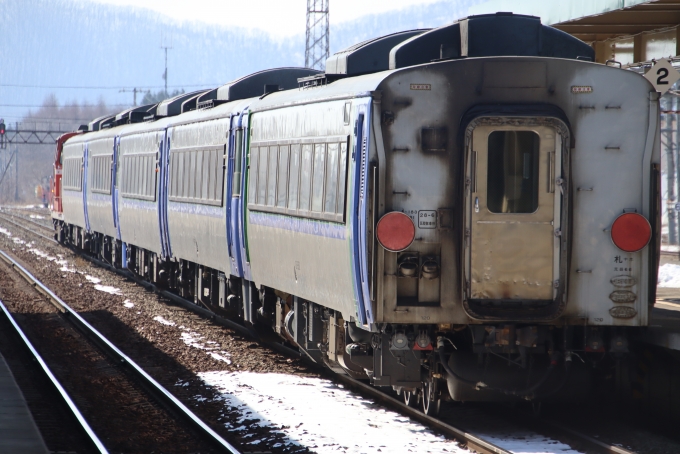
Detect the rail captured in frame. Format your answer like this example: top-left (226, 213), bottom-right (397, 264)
top-left (0, 249), bottom-right (241, 454)
top-left (0, 212), bottom-right (56, 243)
top-left (0, 298), bottom-right (108, 453)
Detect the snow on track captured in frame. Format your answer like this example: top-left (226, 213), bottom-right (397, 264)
top-left (200, 371), bottom-right (465, 453)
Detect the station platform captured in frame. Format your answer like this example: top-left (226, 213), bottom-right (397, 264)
top-left (645, 288), bottom-right (680, 351)
top-left (0, 353), bottom-right (48, 453)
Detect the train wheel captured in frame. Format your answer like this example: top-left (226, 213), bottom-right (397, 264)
top-left (422, 381), bottom-right (440, 416)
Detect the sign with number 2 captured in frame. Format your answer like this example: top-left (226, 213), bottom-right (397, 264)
top-left (644, 58), bottom-right (680, 95)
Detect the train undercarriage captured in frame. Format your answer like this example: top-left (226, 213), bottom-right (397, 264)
top-left (55, 220), bottom-right (633, 415)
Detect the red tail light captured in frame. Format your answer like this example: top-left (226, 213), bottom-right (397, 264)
top-left (611, 212), bottom-right (651, 253)
top-left (376, 212), bottom-right (416, 252)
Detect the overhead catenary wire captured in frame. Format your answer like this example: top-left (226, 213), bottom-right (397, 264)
top-left (0, 83), bottom-right (218, 90)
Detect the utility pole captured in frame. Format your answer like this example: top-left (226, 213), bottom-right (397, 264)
top-left (305, 0), bottom-right (330, 70)
top-left (119, 87), bottom-right (141, 106)
top-left (161, 33), bottom-right (172, 95)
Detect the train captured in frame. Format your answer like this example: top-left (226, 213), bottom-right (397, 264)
top-left (51, 13), bottom-right (660, 414)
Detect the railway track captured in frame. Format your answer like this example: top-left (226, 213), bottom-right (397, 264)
top-left (0, 298), bottom-right (106, 452)
top-left (0, 210), bottom-right (56, 243)
top-left (0, 247), bottom-right (240, 453)
top-left (0, 208), bottom-right (647, 454)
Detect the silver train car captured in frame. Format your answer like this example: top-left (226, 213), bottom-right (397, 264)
top-left (52, 13), bottom-right (660, 413)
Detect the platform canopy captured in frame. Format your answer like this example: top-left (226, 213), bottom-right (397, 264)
top-left (469, 0), bottom-right (680, 65)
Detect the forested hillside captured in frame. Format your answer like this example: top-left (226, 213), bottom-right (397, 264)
top-left (0, 0), bottom-right (476, 202)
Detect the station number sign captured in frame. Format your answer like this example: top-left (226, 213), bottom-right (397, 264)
top-left (644, 59), bottom-right (680, 95)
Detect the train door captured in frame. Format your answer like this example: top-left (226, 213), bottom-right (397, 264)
top-left (226, 113), bottom-right (241, 278)
top-left (112, 136), bottom-right (120, 239)
top-left (238, 110), bottom-right (252, 282)
top-left (82, 143), bottom-right (91, 232)
top-left (466, 123), bottom-right (561, 305)
top-left (351, 99), bottom-right (376, 327)
top-left (157, 129), bottom-right (171, 259)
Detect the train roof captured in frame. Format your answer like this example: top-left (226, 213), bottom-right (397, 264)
top-left (70, 12), bottom-right (597, 140)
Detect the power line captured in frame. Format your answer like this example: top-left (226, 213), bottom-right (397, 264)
top-left (0, 117), bottom-right (91, 121)
top-left (0, 104), bottom-right (130, 108)
top-left (0, 83), bottom-right (218, 90)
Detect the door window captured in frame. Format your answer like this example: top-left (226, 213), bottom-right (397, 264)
top-left (487, 131), bottom-right (539, 214)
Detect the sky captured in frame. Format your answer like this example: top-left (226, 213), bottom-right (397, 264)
top-left (87, 0), bottom-right (445, 38)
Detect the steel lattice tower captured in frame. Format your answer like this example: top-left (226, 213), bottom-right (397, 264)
top-left (305, 0), bottom-right (329, 70)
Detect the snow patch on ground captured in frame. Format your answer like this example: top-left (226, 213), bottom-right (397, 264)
top-left (0, 227), bottom-right (10, 236)
top-left (181, 331), bottom-right (207, 349)
top-left (93, 284), bottom-right (122, 295)
top-left (180, 330), bottom-right (232, 364)
top-left (208, 352), bottom-right (232, 364)
top-left (85, 275), bottom-right (101, 284)
top-left (153, 316), bottom-right (176, 326)
top-left (29, 214), bottom-right (45, 219)
top-left (122, 299), bottom-right (134, 308)
top-left (27, 248), bottom-right (55, 261)
top-left (59, 263), bottom-right (77, 273)
top-left (658, 263), bottom-right (680, 288)
top-left (200, 371), bottom-right (464, 453)
top-left (475, 431), bottom-right (582, 454)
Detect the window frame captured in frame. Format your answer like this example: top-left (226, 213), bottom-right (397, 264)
top-left (486, 130), bottom-right (540, 215)
top-left (248, 135), bottom-right (349, 223)
top-left (62, 156), bottom-right (83, 191)
top-left (90, 153), bottom-right (113, 195)
top-left (168, 144), bottom-right (226, 207)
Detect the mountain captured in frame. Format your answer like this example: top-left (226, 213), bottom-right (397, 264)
top-left (0, 0), bottom-right (480, 202)
top-left (0, 0), bottom-right (479, 120)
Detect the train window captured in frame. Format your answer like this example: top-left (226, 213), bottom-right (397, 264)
top-left (324, 143), bottom-right (339, 213)
top-left (90, 154), bottom-right (112, 194)
top-left (120, 152), bottom-right (157, 201)
top-left (232, 129), bottom-right (243, 197)
top-left (487, 130), bottom-right (539, 213)
top-left (288, 144), bottom-right (300, 210)
top-left (258, 146), bottom-right (269, 205)
top-left (337, 142), bottom-right (348, 216)
top-left (168, 146), bottom-right (225, 206)
top-left (277, 145), bottom-right (289, 208)
top-left (170, 153), bottom-right (177, 197)
top-left (312, 143), bottom-right (326, 212)
top-left (211, 149), bottom-right (221, 201)
top-left (189, 151), bottom-right (197, 199)
top-left (62, 157), bottom-right (82, 191)
top-left (299, 144), bottom-right (313, 211)
top-left (247, 137), bottom-right (348, 222)
top-left (198, 150), bottom-right (207, 200)
top-left (267, 145), bottom-right (278, 206)
top-left (175, 153), bottom-right (183, 198)
top-left (248, 147), bottom-right (259, 204)
top-left (204, 149), bottom-right (212, 200)
top-left (141, 156), bottom-right (148, 198)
